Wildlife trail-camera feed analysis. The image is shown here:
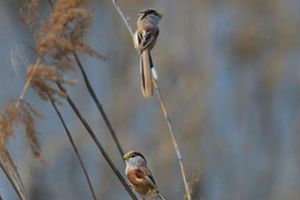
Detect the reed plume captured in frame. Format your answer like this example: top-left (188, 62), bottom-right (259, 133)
top-left (19, 0), bottom-right (40, 30)
top-left (0, 100), bottom-right (41, 159)
top-left (36, 0), bottom-right (105, 61)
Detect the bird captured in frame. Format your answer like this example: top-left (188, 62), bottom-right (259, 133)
top-left (124, 151), bottom-right (166, 200)
top-left (133, 9), bottom-right (162, 98)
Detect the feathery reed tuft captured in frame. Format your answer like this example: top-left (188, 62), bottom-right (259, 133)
top-left (0, 100), bottom-right (41, 158)
top-left (27, 64), bottom-right (72, 102)
top-left (19, 0), bottom-right (40, 29)
top-left (36, 0), bottom-right (106, 61)
top-left (0, 104), bottom-right (18, 155)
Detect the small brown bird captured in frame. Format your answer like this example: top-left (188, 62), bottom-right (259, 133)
top-left (124, 151), bottom-right (165, 200)
top-left (133, 9), bottom-right (162, 98)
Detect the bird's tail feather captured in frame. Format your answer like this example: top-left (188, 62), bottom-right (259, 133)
top-left (140, 50), bottom-right (153, 98)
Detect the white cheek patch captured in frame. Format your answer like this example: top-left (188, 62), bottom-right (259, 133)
top-left (128, 156), bottom-right (146, 167)
top-left (128, 157), bottom-right (138, 166)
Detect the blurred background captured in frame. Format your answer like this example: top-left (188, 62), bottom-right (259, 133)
top-left (1, 0), bottom-right (300, 199)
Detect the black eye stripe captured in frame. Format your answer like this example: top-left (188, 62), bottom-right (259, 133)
top-left (138, 9), bottom-right (160, 19)
top-left (146, 10), bottom-right (156, 15)
top-left (129, 152), bottom-right (146, 161)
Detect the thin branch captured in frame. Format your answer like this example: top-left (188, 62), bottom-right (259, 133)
top-left (56, 83), bottom-right (138, 200)
top-left (72, 53), bottom-right (124, 157)
top-left (49, 95), bottom-right (98, 200)
top-left (47, 0), bottom-right (125, 160)
top-left (0, 151), bottom-right (30, 200)
top-left (112, 1), bottom-right (191, 199)
top-left (3, 150), bottom-right (30, 200)
top-left (1, 19), bottom-right (41, 200)
top-left (153, 80), bottom-right (191, 200)
top-left (16, 58), bottom-right (42, 110)
top-left (112, 0), bottom-right (134, 37)
top-left (0, 160), bottom-right (22, 200)
top-left (4, 58), bottom-right (42, 195)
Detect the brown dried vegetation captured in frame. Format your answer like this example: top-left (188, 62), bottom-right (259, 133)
top-left (1, 0), bottom-right (105, 159)
top-left (0, 100), bottom-right (41, 158)
top-left (19, 0), bottom-right (40, 29)
top-left (1, 0), bottom-right (115, 198)
top-left (36, 0), bottom-right (106, 61)
top-left (27, 64), bottom-right (70, 102)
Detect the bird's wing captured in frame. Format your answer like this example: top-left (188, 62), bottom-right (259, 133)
top-left (136, 30), bottom-right (158, 52)
top-left (135, 166), bottom-right (157, 188)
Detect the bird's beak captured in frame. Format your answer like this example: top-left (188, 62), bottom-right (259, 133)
top-left (123, 153), bottom-right (129, 161)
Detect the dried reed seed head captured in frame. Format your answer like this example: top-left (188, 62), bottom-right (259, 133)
top-left (72, 41), bottom-right (107, 60)
top-left (19, 0), bottom-right (40, 29)
top-left (27, 64), bottom-right (63, 81)
top-left (0, 103), bottom-right (18, 154)
top-left (36, 0), bottom-right (106, 62)
top-left (21, 101), bottom-right (42, 118)
top-left (19, 101), bottom-right (42, 159)
top-left (0, 101), bottom-right (42, 159)
top-left (36, 9), bottom-right (91, 55)
top-left (31, 79), bottom-right (65, 102)
top-left (53, 0), bottom-right (84, 11)
top-left (20, 103), bottom-right (41, 158)
top-left (52, 56), bottom-right (76, 71)
top-left (27, 64), bottom-right (68, 102)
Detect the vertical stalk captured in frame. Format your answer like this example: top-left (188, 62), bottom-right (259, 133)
top-left (112, 1), bottom-right (191, 199)
top-left (49, 96), bottom-right (98, 200)
top-left (56, 83), bottom-right (138, 200)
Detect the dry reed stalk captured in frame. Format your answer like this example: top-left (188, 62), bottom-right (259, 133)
top-left (16, 58), bottom-right (42, 110)
top-left (1, 0), bottom-right (108, 199)
top-left (8, 0), bottom-right (102, 159)
top-left (72, 53), bottom-right (125, 157)
top-left (0, 99), bottom-right (41, 200)
top-left (152, 80), bottom-right (191, 200)
top-left (56, 83), bottom-right (138, 200)
top-left (47, 0), bottom-right (125, 159)
top-left (0, 160), bottom-right (23, 200)
top-left (112, 0), bottom-right (134, 36)
top-left (3, 150), bottom-right (29, 199)
top-left (112, 1), bottom-right (191, 199)
top-left (0, 150), bottom-right (31, 200)
top-left (0, 58), bottom-right (43, 159)
top-left (0, 58), bottom-right (44, 200)
top-left (0, 57), bottom-right (42, 200)
top-left (49, 95), bottom-right (98, 200)
top-left (26, 63), bottom-right (71, 102)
